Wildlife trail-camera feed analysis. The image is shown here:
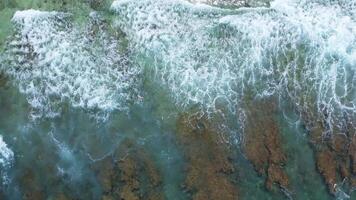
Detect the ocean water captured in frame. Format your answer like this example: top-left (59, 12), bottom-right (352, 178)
top-left (0, 0), bottom-right (355, 199)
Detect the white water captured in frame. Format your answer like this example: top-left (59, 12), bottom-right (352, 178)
top-left (111, 0), bottom-right (356, 134)
top-left (1, 0), bottom-right (355, 133)
top-left (0, 0), bottom-right (355, 198)
top-left (188, 0), bottom-right (271, 7)
top-left (0, 135), bottom-right (14, 185)
top-left (1, 10), bottom-right (141, 120)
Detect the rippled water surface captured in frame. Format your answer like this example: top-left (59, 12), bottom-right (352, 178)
top-left (0, 0), bottom-right (355, 199)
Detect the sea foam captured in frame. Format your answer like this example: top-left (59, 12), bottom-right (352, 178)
top-left (1, 10), bottom-right (141, 120)
top-left (111, 0), bottom-right (356, 133)
top-left (0, 135), bottom-right (14, 185)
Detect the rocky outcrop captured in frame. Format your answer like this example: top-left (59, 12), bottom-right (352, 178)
top-left (307, 121), bottom-right (356, 195)
top-left (94, 139), bottom-right (163, 200)
top-left (176, 113), bottom-right (238, 200)
top-left (296, 97), bottom-right (356, 196)
top-left (242, 97), bottom-right (289, 192)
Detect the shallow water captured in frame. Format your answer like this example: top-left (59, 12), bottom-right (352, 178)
top-left (0, 0), bottom-right (356, 199)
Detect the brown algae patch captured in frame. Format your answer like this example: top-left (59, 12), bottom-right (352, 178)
top-left (242, 97), bottom-right (289, 192)
top-left (93, 139), bottom-right (164, 200)
top-left (176, 113), bottom-right (238, 200)
top-left (308, 121), bottom-right (356, 195)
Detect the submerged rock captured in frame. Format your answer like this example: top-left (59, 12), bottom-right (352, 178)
top-left (307, 120), bottom-right (356, 195)
top-left (19, 169), bottom-right (45, 200)
top-left (93, 139), bottom-right (163, 200)
top-left (295, 93), bottom-right (356, 196)
top-left (242, 97), bottom-right (289, 192)
top-left (176, 113), bottom-right (238, 200)
top-left (0, 73), bottom-right (7, 88)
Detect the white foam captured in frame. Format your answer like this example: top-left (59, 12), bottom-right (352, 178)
top-left (186, 0), bottom-right (271, 7)
top-left (0, 135), bottom-right (14, 185)
top-left (3, 10), bottom-right (141, 120)
top-left (0, 135), bottom-right (13, 167)
top-left (49, 131), bottom-right (81, 181)
top-left (111, 0), bottom-right (356, 133)
top-left (187, 0), bottom-right (245, 7)
top-left (111, 0), bottom-right (239, 113)
top-left (12, 9), bottom-right (55, 21)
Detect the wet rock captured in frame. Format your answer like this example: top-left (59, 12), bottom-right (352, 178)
top-left (349, 134), bottom-right (356, 175)
top-left (118, 156), bottom-right (140, 200)
top-left (20, 169), bottom-right (45, 200)
top-left (53, 193), bottom-right (70, 200)
top-left (315, 148), bottom-right (337, 192)
top-left (0, 73), bottom-right (7, 88)
top-left (88, 0), bottom-right (106, 10)
top-left (0, 191), bottom-right (5, 200)
top-left (242, 97), bottom-right (289, 192)
top-left (93, 139), bottom-right (163, 200)
top-left (351, 175), bottom-right (356, 188)
top-left (302, 110), bottom-right (356, 195)
top-left (176, 113), bottom-right (238, 200)
top-left (307, 123), bottom-right (338, 193)
top-left (95, 156), bottom-right (115, 194)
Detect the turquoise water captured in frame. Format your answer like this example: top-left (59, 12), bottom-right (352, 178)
top-left (0, 81), bottom-right (336, 199)
top-left (0, 0), bottom-right (356, 199)
top-left (0, 74), bottom-right (188, 199)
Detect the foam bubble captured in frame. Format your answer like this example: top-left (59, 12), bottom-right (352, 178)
top-left (186, 0), bottom-right (271, 7)
top-left (0, 135), bottom-right (13, 168)
top-left (111, 0), bottom-right (356, 133)
top-left (111, 0), bottom-right (241, 114)
top-left (2, 10), bottom-right (141, 120)
top-left (0, 135), bottom-right (14, 185)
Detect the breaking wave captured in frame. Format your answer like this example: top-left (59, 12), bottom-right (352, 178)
top-left (1, 10), bottom-right (141, 120)
top-left (0, 0), bottom-right (355, 133)
top-left (111, 0), bottom-right (356, 134)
